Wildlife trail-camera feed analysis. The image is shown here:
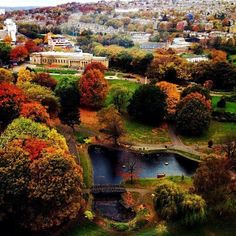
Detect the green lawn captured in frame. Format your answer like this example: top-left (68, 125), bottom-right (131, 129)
top-left (124, 119), bottom-right (170, 144)
top-left (212, 96), bottom-right (236, 114)
top-left (181, 121), bottom-right (236, 145)
top-left (78, 146), bottom-right (93, 188)
top-left (124, 176), bottom-right (192, 190)
top-left (63, 220), bottom-right (109, 236)
top-left (34, 67), bottom-right (78, 74)
top-left (228, 54), bottom-right (236, 65)
top-left (51, 74), bottom-right (79, 81)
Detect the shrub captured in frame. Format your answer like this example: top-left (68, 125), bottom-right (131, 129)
top-left (110, 222), bottom-right (129, 232)
top-left (217, 97), bottom-right (226, 108)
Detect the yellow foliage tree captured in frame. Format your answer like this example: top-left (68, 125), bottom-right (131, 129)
top-left (157, 81), bottom-right (180, 119)
top-left (17, 68), bottom-right (34, 84)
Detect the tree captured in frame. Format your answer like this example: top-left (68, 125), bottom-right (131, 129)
top-left (180, 194), bottom-right (206, 226)
top-left (0, 139), bottom-right (84, 231)
top-left (176, 99), bottom-right (211, 136)
top-left (33, 72), bottom-right (57, 90)
top-left (55, 77), bottom-right (80, 127)
top-left (98, 106), bottom-right (125, 145)
top-left (178, 92), bottom-right (212, 111)
top-left (193, 156), bottom-right (235, 214)
top-left (220, 135), bottom-right (236, 168)
top-left (24, 39), bottom-right (40, 53)
top-left (192, 61), bottom-right (236, 91)
top-left (0, 68), bottom-right (14, 83)
top-left (17, 68), bottom-right (33, 83)
top-left (181, 85), bottom-right (211, 100)
top-left (10, 45), bottom-right (29, 62)
top-left (147, 49), bottom-right (191, 84)
top-left (0, 82), bottom-right (25, 127)
top-left (0, 117), bottom-right (68, 151)
top-left (128, 85), bottom-right (166, 124)
top-left (109, 86), bottom-right (131, 113)
top-left (157, 81), bottom-right (180, 119)
top-left (79, 69), bottom-right (108, 109)
top-left (0, 42), bottom-right (11, 65)
top-left (209, 49), bottom-right (227, 62)
top-left (155, 182), bottom-right (183, 221)
top-left (19, 82), bottom-right (60, 118)
top-left (84, 61), bottom-right (107, 74)
top-left (20, 101), bottom-right (50, 124)
top-left (119, 155), bottom-right (140, 184)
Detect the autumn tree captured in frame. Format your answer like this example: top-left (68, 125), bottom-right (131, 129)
top-left (55, 77), bottom-right (80, 128)
top-left (0, 117), bottom-right (68, 151)
top-left (181, 85), bottom-right (211, 100)
top-left (79, 68), bottom-right (108, 109)
top-left (84, 61), bottom-right (107, 74)
top-left (98, 106), bottom-right (125, 145)
top-left (147, 49), bottom-right (191, 84)
top-left (193, 156), bottom-right (235, 215)
top-left (0, 68), bottom-right (14, 83)
top-left (0, 82), bottom-right (25, 127)
top-left (20, 101), bottom-right (50, 124)
top-left (176, 99), bottom-right (211, 136)
top-left (19, 82), bottom-right (60, 118)
top-left (17, 68), bottom-right (34, 83)
top-left (0, 139), bottom-right (84, 231)
top-left (10, 45), bottom-right (29, 62)
top-left (33, 72), bottom-right (57, 90)
top-left (157, 81), bottom-right (180, 119)
top-left (128, 85), bottom-right (166, 124)
top-left (209, 49), bottom-right (227, 62)
top-left (24, 39), bottom-right (40, 53)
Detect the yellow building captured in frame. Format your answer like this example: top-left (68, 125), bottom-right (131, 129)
top-left (30, 51), bottom-right (109, 70)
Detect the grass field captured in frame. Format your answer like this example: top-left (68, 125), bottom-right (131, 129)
top-left (124, 119), bottom-right (170, 144)
top-left (212, 96), bottom-right (236, 114)
top-left (124, 176), bottom-right (192, 190)
top-left (34, 68), bottom-right (78, 74)
top-left (181, 121), bottom-right (236, 145)
top-left (51, 74), bottom-right (79, 81)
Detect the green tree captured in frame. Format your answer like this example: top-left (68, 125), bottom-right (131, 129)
top-left (128, 85), bottom-right (166, 124)
top-left (110, 86), bottom-right (131, 113)
top-left (55, 77), bottom-right (80, 127)
top-left (180, 194), bottom-right (206, 226)
top-left (176, 99), bottom-right (211, 136)
top-left (0, 42), bottom-right (11, 65)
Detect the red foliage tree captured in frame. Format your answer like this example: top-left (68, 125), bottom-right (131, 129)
top-left (33, 72), bottom-right (57, 90)
top-left (84, 62), bottom-right (107, 74)
top-left (25, 39), bottom-right (40, 53)
top-left (10, 45), bottom-right (29, 62)
top-left (20, 101), bottom-right (50, 124)
top-left (0, 82), bottom-right (25, 126)
top-left (79, 69), bottom-right (108, 109)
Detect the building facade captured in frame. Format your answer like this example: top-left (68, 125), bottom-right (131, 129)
top-left (30, 51), bottom-right (109, 70)
top-left (0, 19), bottom-right (17, 43)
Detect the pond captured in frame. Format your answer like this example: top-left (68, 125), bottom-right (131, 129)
top-left (89, 145), bottom-right (198, 185)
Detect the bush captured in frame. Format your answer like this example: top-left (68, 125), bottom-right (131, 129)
top-left (217, 97), bottom-right (226, 108)
top-left (110, 222), bottom-right (129, 231)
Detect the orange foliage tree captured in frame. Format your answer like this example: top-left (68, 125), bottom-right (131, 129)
top-left (157, 81), bottom-right (180, 119)
top-left (209, 49), bottom-right (227, 62)
top-left (84, 61), bottom-right (107, 74)
top-left (25, 39), bottom-right (40, 53)
top-left (10, 45), bottom-right (29, 62)
top-left (0, 82), bottom-right (25, 126)
top-left (79, 68), bottom-right (108, 109)
top-left (178, 92), bottom-right (212, 111)
top-left (33, 72), bottom-right (57, 90)
top-left (20, 101), bottom-right (50, 124)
